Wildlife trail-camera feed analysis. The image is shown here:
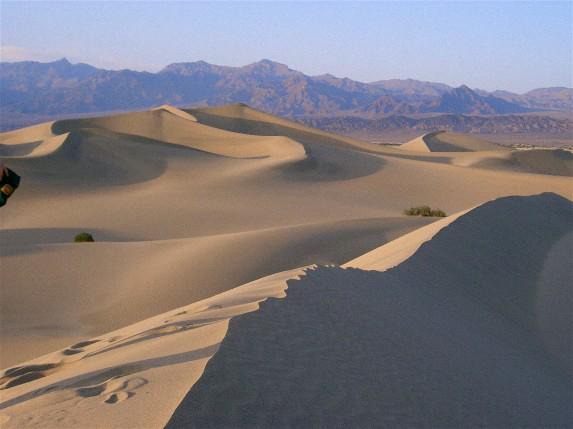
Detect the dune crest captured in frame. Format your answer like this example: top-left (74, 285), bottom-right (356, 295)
top-left (1, 106), bottom-right (307, 163)
top-left (396, 130), bottom-right (573, 175)
top-left (167, 193), bottom-right (573, 428)
top-left (400, 130), bottom-right (507, 152)
top-left (152, 104), bottom-right (198, 122)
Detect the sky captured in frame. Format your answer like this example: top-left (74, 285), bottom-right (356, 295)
top-left (1, 1), bottom-right (571, 93)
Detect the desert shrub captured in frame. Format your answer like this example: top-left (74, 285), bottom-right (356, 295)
top-left (404, 206), bottom-right (446, 217)
top-left (430, 209), bottom-right (447, 217)
top-left (74, 232), bottom-right (95, 242)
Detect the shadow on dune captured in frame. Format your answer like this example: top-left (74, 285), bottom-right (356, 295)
top-left (190, 110), bottom-right (385, 181)
top-left (168, 266), bottom-right (572, 429)
top-left (167, 193), bottom-right (573, 428)
top-left (5, 130), bottom-right (172, 188)
top-left (189, 109), bottom-right (355, 149)
top-left (0, 141), bottom-right (43, 157)
top-left (274, 144), bottom-right (385, 182)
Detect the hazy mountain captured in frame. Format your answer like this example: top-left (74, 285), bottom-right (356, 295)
top-left (303, 114), bottom-right (573, 135)
top-left (491, 87), bottom-right (573, 111)
top-left (359, 84), bottom-right (530, 116)
top-left (369, 78), bottom-right (452, 100)
top-left (427, 85), bottom-right (529, 115)
top-left (358, 94), bottom-right (422, 117)
top-left (0, 58), bottom-right (570, 131)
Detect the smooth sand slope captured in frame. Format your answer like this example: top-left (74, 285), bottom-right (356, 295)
top-left (1, 104), bottom-right (572, 428)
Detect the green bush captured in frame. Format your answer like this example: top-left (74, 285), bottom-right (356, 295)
top-left (404, 206), bottom-right (446, 217)
top-left (430, 209), bottom-right (447, 217)
top-left (74, 232), bottom-right (95, 242)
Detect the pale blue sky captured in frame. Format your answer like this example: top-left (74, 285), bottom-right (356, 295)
top-left (1, 1), bottom-right (571, 93)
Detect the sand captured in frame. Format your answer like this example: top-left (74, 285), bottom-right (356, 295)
top-left (400, 130), bottom-right (573, 176)
top-left (399, 130), bottom-right (508, 152)
top-left (1, 104), bottom-right (572, 428)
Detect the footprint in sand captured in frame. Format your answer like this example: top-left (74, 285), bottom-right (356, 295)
top-left (76, 376), bottom-right (147, 405)
top-left (0, 363), bottom-right (59, 389)
top-left (104, 391), bottom-right (130, 404)
top-left (71, 340), bottom-right (101, 349)
top-left (61, 339), bottom-right (102, 357)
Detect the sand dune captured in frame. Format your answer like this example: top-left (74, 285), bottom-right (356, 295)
top-left (397, 130), bottom-right (573, 176)
top-left (2, 106), bottom-right (306, 162)
top-left (348, 193), bottom-right (573, 374)
top-left (192, 105), bottom-right (573, 176)
top-left (1, 104), bottom-right (572, 428)
top-left (167, 194), bottom-right (573, 428)
top-left (4, 194), bottom-right (571, 428)
top-left (400, 130), bottom-right (507, 152)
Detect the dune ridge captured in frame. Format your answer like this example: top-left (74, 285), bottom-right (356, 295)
top-left (1, 106), bottom-right (306, 162)
top-left (167, 193), bottom-right (573, 428)
top-left (398, 130), bottom-right (573, 175)
top-left (400, 130), bottom-right (507, 152)
top-left (191, 105), bottom-right (573, 176)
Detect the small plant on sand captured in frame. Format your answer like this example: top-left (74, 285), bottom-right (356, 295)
top-left (404, 206), bottom-right (447, 217)
top-left (74, 232), bottom-right (95, 242)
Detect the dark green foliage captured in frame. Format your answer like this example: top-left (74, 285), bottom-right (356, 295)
top-left (74, 232), bottom-right (95, 242)
top-left (404, 206), bottom-right (447, 217)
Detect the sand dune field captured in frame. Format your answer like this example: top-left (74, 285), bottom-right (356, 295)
top-left (1, 104), bottom-right (571, 428)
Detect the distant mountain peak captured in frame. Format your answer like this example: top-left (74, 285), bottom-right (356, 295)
top-left (159, 60), bottom-right (231, 75)
top-left (242, 59), bottom-right (298, 78)
top-left (257, 58), bottom-right (282, 65)
top-left (433, 84), bottom-right (528, 114)
top-left (43, 58), bottom-right (74, 70)
top-left (314, 73), bottom-right (337, 79)
top-left (452, 85), bottom-right (475, 95)
top-left (246, 58), bottom-right (291, 69)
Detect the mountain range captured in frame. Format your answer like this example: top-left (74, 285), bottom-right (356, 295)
top-left (1, 58), bottom-right (571, 132)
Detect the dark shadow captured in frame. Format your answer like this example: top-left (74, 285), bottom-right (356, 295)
top-left (188, 111), bottom-right (386, 181)
top-left (5, 130), bottom-right (172, 189)
top-left (0, 141), bottom-right (43, 157)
